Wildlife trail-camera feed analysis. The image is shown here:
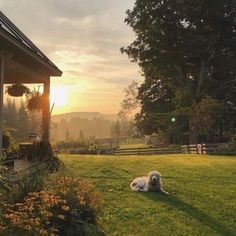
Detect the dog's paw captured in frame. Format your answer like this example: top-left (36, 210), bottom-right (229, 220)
top-left (160, 189), bottom-right (169, 195)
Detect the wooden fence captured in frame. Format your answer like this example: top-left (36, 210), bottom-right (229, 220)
top-left (114, 143), bottom-right (236, 156)
top-left (182, 143), bottom-right (236, 155)
top-left (114, 146), bottom-right (181, 156)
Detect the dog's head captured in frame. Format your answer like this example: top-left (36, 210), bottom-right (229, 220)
top-left (148, 170), bottom-right (161, 183)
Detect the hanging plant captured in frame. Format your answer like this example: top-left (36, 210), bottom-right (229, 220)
top-left (6, 84), bottom-right (30, 97)
top-left (27, 91), bottom-right (45, 111)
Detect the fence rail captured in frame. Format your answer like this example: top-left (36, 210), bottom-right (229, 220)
top-left (182, 143), bottom-right (236, 155)
top-left (114, 147), bottom-right (181, 156)
top-left (114, 143), bottom-right (236, 156)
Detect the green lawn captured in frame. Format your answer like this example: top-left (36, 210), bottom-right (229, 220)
top-left (119, 143), bottom-right (150, 149)
top-left (58, 154), bottom-right (236, 236)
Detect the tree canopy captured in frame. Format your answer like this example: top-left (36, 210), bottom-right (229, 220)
top-left (122, 0), bottom-right (236, 143)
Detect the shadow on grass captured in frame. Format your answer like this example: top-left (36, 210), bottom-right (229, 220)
top-left (143, 193), bottom-right (235, 236)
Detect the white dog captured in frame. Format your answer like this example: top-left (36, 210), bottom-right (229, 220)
top-left (130, 170), bottom-right (169, 195)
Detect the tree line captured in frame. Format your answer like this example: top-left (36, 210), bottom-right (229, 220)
top-left (51, 116), bottom-right (136, 143)
top-left (3, 99), bottom-right (41, 141)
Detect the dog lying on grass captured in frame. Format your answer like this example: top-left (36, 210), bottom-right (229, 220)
top-left (130, 170), bottom-right (169, 195)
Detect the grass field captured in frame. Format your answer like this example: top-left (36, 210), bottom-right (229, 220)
top-left (119, 143), bottom-right (150, 149)
top-left (59, 154), bottom-right (236, 236)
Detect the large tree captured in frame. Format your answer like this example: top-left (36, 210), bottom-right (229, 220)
top-left (122, 0), bottom-right (236, 143)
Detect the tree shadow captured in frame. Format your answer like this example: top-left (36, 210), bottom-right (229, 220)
top-left (142, 192), bottom-right (235, 236)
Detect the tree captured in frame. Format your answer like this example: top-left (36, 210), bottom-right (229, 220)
top-left (3, 99), bottom-right (17, 129)
top-left (79, 130), bottom-right (85, 141)
top-left (190, 97), bottom-right (223, 142)
top-left (122, 0), bottom-right (236, 143)
top-left (110, 121), bottom-right (121, 145)
top-left (17, 101), bottom-right (29, 140)
top-left (118, 81), bottom-right (140, 120)
top-left (66, 128), bottom-right (70, 141)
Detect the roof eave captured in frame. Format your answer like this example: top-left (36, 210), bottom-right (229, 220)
top-left (0, 28), bottom-right (62, 77)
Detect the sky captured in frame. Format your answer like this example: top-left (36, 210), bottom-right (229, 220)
top-left (0, 0), bottom-right (142, 115)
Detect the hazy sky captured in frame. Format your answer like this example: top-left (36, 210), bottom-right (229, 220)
top-left (0, 0), bottom-right (142, 114)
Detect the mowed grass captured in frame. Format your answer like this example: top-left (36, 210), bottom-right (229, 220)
top-left (59, 154), bottom-right (236, 236)
top-left (119, 143), bottom-right (150, 149)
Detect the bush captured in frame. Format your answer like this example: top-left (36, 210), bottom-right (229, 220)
top-left (0, 169), bottom-right (46, 204)
top-left (47, 177), bottom-right (104, 235)
top-left (229, 135), bottom-right (236, 149)
top-left (2, 130), bottom-right (19, 156)
top-left (0, 176), bottom-right (104, 236)
top-left (19, 141), bottom-right (63, 172)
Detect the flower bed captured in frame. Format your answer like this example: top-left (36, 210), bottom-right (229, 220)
top-left (0, 176), bottom-right (104, 235)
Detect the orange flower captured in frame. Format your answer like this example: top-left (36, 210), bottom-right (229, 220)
top-left (57, 215), bottom-right (65, 220)
top-left (61, 205), bottom-right (70, 212)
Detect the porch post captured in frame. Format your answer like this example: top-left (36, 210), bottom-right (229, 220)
top-left (0, 57), bottom-right (4, 157)
top-left (42, 78), bottom-right (50, 143)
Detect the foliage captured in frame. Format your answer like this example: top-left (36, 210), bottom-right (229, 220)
top-left (17, 101), bottom-right (31, 138)
top-left (3, 99), bottom-right (41, 141)
top-left (20, 141), bottom-right (51, 161)
top-left (51, 116), bottom-right (114, 142)
top-left (1, 171), bottom-right (46, 204)
top-left (55, 140), bottom-right (87, 150)
top-left (229, 134), bottom-right (236, 149)
top-left (0, 176), bottom-right (104, 236)
top-left (17, 140), bottom-right (62, 173)
top-left (2, 129), bottom-right (19, 155)
top-left (110, 119), bottom-right (137, 141)
top-left (190, 97), bottom-right (223, 137)
top-left (118, 81), bottom-right (140, 120)
top-left (78, 130), bottom-right (85, 142)
top-left (122, 0), bottom-right (236, 143)
top-left (0, 175), bottom-right (12, 193)
top-left (54, 140), bottom-right (107, 155)
top-left (26, 91), bottom-right (45, 111)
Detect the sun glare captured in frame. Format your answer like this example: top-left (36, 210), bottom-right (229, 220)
top-left (50, 86), bottom-right (68, 108)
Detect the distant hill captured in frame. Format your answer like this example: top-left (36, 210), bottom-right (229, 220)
top-left (52, 112), bottom-right (117, 123)
top-left (51, 112), bottom-right (117, 141)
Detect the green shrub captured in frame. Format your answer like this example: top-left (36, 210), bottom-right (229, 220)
top-left (2, 130), bottom-right (19, 155)
top-left (19, 141), bottom-right (63, 172)
top-left (0, 170), bottom-right (45, 204)
top-left (229, 135), bottom-right (236, 149)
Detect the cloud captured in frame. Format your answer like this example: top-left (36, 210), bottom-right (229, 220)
top-left (0, 0), bottom-right (142, 114)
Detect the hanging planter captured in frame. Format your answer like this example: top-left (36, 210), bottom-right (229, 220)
top-left (27, 91), bottom-right (45, 111)
top-left (6, 84), bottom-right (30, 97)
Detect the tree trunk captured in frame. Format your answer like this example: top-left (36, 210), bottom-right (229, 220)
top-left (196, 60), bottom-right (205, 97)
top-left (189, 118), bottom-right (199, 144)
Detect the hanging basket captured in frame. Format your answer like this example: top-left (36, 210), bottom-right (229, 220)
top-left (27, 91), bottom-right (45, 111)
top-left (6, 84), bottom-right (30, 97)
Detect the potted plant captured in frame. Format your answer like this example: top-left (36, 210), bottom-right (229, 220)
top-left (6, 84), bottom-right (30, 97)
top-left (27, 91), bottom-right (45, 111)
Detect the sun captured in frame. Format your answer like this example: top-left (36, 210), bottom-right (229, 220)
top-left (50, 86), bottom-right (68, 108)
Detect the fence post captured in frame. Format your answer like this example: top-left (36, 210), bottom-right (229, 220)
top-left (138, 148), bottom-right (141, 155)
top-left (187, 145), bottom-right (189, 154)
top-left (200, 143), bottom-right (203, 154)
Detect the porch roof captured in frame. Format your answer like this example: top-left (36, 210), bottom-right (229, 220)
top-left (0, 11), bottom-right (62, 84)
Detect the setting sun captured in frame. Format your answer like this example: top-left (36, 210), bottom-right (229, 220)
top-left (50, 86), bottom-right (68, 108)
